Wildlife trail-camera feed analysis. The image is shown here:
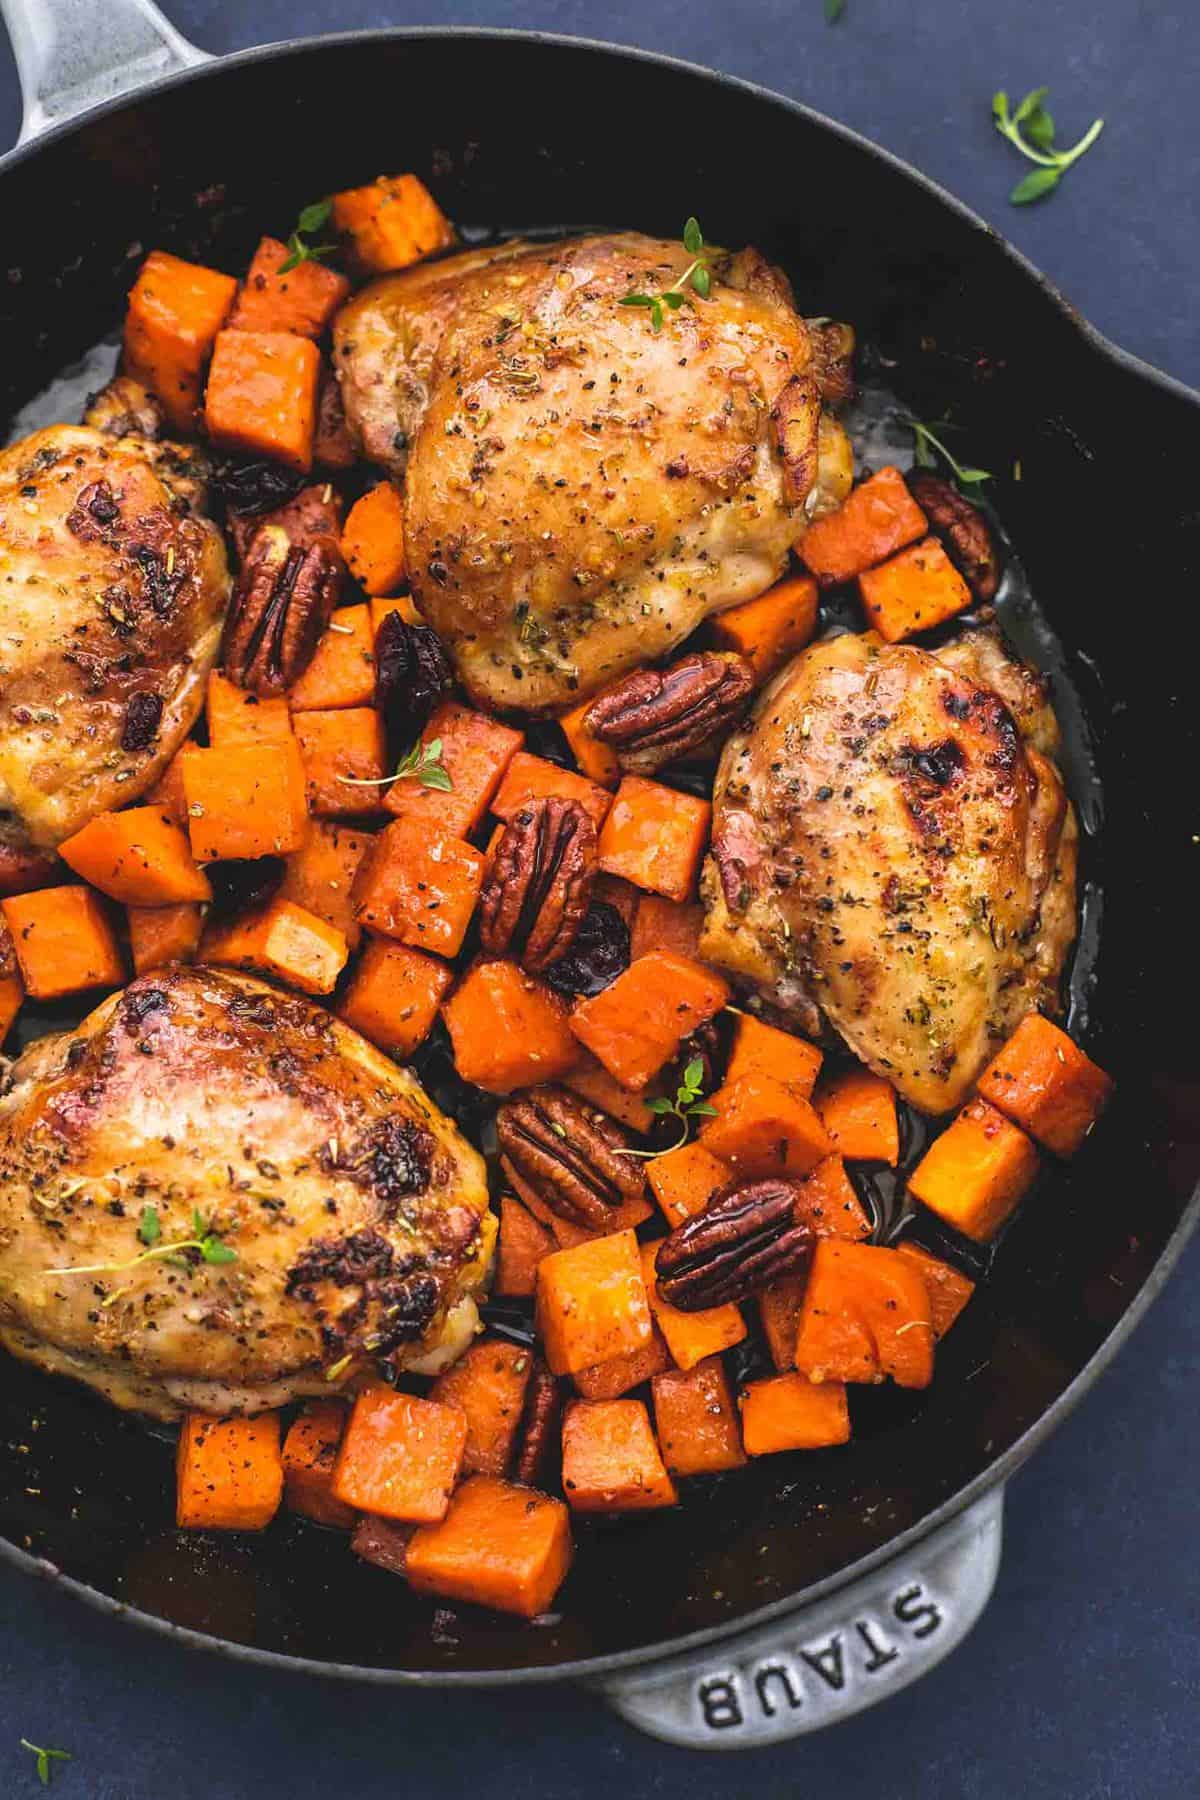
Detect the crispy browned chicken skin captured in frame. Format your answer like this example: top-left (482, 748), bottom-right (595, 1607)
top-left (333, 233), bottom-right (853, 712)
top-left (0, 424), bottom-right (229, 887)
top-left (0, 967), bottom-right (492, 1420)
top-left (701, 626), bottom-right (1077, 1113)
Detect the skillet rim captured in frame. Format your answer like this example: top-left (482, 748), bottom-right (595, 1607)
top-left (1, 22), bottom-right (1198, 1688)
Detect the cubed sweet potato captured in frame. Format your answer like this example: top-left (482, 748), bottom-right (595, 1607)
top-left (706, 574), bottom-right (819, 681)
top-left (58, 806), bottom-right (211, 906)
top-left (293, 707), bottom-right (389, 818)
top-left (561, 1398), bottom-right (678, 1512)
top-left (859, 536), bottom-right (972, 642)
top-left (535, 1229), bottom-right (652, 1376)
top-left (572, 1325), bottom-right (673, 1401)
top-left (651, 1357), bottom-right (746, 1476)
top-left (2, 887), bottom-right (124, 1000)
top-left (207, 671), bottom-right (294, 748)
top-left (331, 173), bottom-right (456, 274)
top-left (337, 938), bottom-right (451, 1056)
top-left (279, 820), bottom-right (373, 951)
top-left (646, 1141), bottom-right (731, 1229)
top-left (597, 776), bottom-right (711, 902)
top-left (288, 605), bottom-right (377, 711)
top-left (182, 741), bottom-right (307, 860)
top-left (405, 1474), bottom-right (572, 1619)
top-left (282, 1402), bottom-right (357, 1528)
top-left (794, 1154), bottom-right (872, 1240)
top-left (176, 1412), bottom-right (283, 1530)
top-left (123, 250), bottom-right (237, 431)
top-left (814, 1066), bottom-right (900, 1165)
top-left (227, 235), bottom-right (350, 339)
top-left (201, 896), bottom-right (348, 996)
top-left (352, 818), bottom-right (483, 957)
top-left (976, 1013), bottom-right (1113, 1157)
top-left (442, 961), bottom-right (580, 1093)
top-left (331, 1386), bottom-right (467, 1522)
top-left (907, 1097), bottom-right (1040, 1242)
top-left (569, 951), bottom-right (730, 1091)
top-left (563, 1053), bottom-right (657, 1135)
top-left (430, 1339), bottom-right (533, 1477)
top-left (799, 465), bottom-right (929, 585)
top-left (792, 1240), bottom-right (934, 1388)
top-left (641, 1241), bottom-right (746, 1371)
top-left (145, 743), bottom-right (195, 827)
top-left (495, 1194), bottom-right (555, 1297)
top-left (558, 694), bottom-right (620, 788)
top-left (699, 1072), bottom-right (833, 1179)
top-left (895, 1242), bottom-right (976, 1337)
top-left (341, 482), bottom-right (408, 596)
top-left (629, 893), bottom-right (705, 964)
top-left (384, 702), bottom-right (525, 837)
top-left (127, 902), bottom-right (204, 975)
top-left (204, 328), bottom-right (321, 472)
top-left (491, 752), bottom-right (612, 832)
top-left (759, 1274), bottom-right (806, 1371)
top-left (740, 1373), bottom-right (851, 1454)
top-left (725, 1012), bottom-right (823, 1098)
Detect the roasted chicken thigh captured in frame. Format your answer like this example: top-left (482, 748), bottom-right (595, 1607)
top-left (333, 233), bottom-right (853, 712)
top-left (0, 967), bottom-right (492, 1420)
top-left (0, 424), bottom-right (229, 888)
top-left (701, 626), bottom-right (1077, 1113)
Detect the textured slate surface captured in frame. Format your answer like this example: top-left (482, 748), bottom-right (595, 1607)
top-left (0, 3), bottom-right (1198, 1795)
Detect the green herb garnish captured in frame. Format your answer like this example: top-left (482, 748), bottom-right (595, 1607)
top-left (824, 0), bottom-right (846, 20)
top-left (908, 419), bottom-right (992, 489)
top-left (138, 1203), bottom-right (161, 1247)
top-left (47, 1208), bottom-right (236, 1280)
top-left (620, 217), bottom-right (712, 332)
top-left (278, 198), bottom-right (336, 272)
top-left (992, 88), bottom-right (1103, 205)
top-left (337, 736), bottom-right (453, 793)
top-left (19, 1742), bottom-right (71, 1787)
top-left (620, 1057), bottom-right (718, 1158)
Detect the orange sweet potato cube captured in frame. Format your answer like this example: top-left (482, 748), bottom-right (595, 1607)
top-left (895, 1242), bottom-right (976, 1337)
top-left (279, 820), bottom-right (373, 951)
top-left (442, 960), bottom-right (580, 1094)
top-left (58, 806), bottom-right (211, 906)
top-left (337, 938), bottom-right (451, 1056)
top-left (182, 741), bottom-right (307, 860)
top-left (641, 1242), bottom-right (746, 1371)
top-left (495, 1194), bottom-right (555, 1297)
top-left (740, 1373), bottom-right (851, 1454)
top-left (123, 249), bottom-right (237, 431)
top-left (292, 707), bottom-right (388, 818)
top-left (699, 1072), bottom-right (833, 1179)
top-left (561, 1398), bottom-right (678, 1512)
top-left (976, 1013), bottom-right (1113, 1157)
top-left (405, 1474), bottom-right (572, 1620)
top-left (535, 1229), bottom-right (652, 1376)
top-left (204, 327), bottom-right (321, 472)
top-left (127, 902), bottom-right (204, 975)
top-left (332, 1386), bottom-right (467, 1522)
top-left (176, 1412), bottom-right (283, 1530)
top-left (207, 671), bottom-right (294, 748)
top-left (288, 605), bottom-right (377, 711)
top-left (569, 950), bottom-right (730, 1091)
top-left (726, 1012), bottom-right (823, 1098)
top-left (794, 1155), bottom-right (872, 1240)
top-left (558, 695), bottom-right (620, 788)
top-left (201, 896), bottom-right (348, 995)
top-left (491, 752), bottom-right (612, 831)
top-left (759, 1274), bottom-right (806, 1371)
top-left (332, 172), bottom-right (456, 274)
top-left (2, 886), bottom-right (124, 1000)
top-left (792, 1240), bottom-right (934, 1389)
top-left (341, 482), bottom-right (408, 596)
top-left (563, 1053), bottom-right (657, 1135)
top-left (353, 818), bottom-right (483, 957)
top-left (799, 465), bottom-right (928, 585)
top-left (629, 893), bottom-right (705, 964)
top-left (908, 1097), bottom-right (1040, 1242)
top-left (282, 1402), bottom-right (357, 1528)
top-left (145, 743), bottom-right (195, 827)
top-left (430, 1339), bottom-right (533, 1477)
top-left (651, 1358), bottom-right (746, 1476)
top-left (597, 776), bottom-right (711, 902)
top-left (646, 1141), bottom-right (731, 1229)
top-left (814, 1066), bottom-right (900, 1164)
top-left (858, 536), bottom-right (972, 642)
top-left (707, 574), bottom-right (819, 681)
top-left (384, 701), bottom-right (525, 837)
top-left (227, 235), bottom-right (350, 339)
top-left (572, 1325), bottom-right (673, 1401)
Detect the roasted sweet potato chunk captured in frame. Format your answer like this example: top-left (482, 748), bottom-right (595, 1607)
top-left (976, 1013), bottom-right (1113, 1156)
top-left (792, 1240), bottom-right (934, 1389)
top-left (561, 1398), bottom-right (678, 1512)
top-left (908, 1097), bottom-right (1040, 1242)
top-left (740, 1373), bottom-right (850, 1454)
top-left (569, 951), bottom-right (729, 1091)
top-left (651, 1357), bottom-right (746, 1476)
top-left (535, 1228), bottom-right (652, 1376)
top-left (405, 1475), bottom-right (572, 1619)
top-left (442, 960), bottom-right (579, 1093)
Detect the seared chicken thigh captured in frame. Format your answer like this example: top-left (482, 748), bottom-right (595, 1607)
top-left (0, 425), bottom-right (229, 887)
top-left (333, 233), bottom-right (853, 712)
top-left (0, 967), bottom-right (492, 1420)
top-left (701, 627), bottom-right (1077, 1113)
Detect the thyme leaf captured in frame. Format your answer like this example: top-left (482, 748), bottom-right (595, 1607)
top-left (992, 87), bottom-right (1103, 205)
top-left (19, 1742), bottom-right (72, 1787)
top-left (620, 1057), bottom-right (718, 1158)
top-left (337, 736), bottom-right (453, 793)
top-left (620, 218), bottom-right (713, 330)
top-left (907, 418), bottom-right (992, 488)
top-left (278, 197), bottom-right (336, 271)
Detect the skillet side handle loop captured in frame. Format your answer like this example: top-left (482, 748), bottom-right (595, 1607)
top-left (591, 1485), bottom-right (1004, 1748)
top-left (0, 0), bottom-right (209, 145)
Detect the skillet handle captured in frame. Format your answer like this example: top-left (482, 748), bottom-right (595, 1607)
top-left (0, 0), bottom-right (208, 144)
top-left (591, 1485), bottom-right (1003, 1748)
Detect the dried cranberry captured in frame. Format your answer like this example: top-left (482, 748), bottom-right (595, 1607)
top-left (542, 900), bottom-right (630, 997)
top-left (374, 610), bottom-right (453, 753)
top-left (213, 455), bottom-right (307, 520)
top-left (121, 690), bottom-right (163, 752)
top-left (205, 856), bottom-right (285, 921)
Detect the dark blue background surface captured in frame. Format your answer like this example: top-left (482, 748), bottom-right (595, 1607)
top-left (0, 4), bottom-right (1197, 1795)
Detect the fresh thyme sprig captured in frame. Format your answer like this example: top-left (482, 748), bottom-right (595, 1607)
top-left (19, 1741), bottom-right (72, 1787)
top-left (278, 198), bottom-right (337, 272)
top-left (992, 88), bottom-right (1104, 205)
top-left (337, 736), bottom-right (453, 793)
top-left (620, 1058), bottom-right (718, 1158)
top-left (908, 419), bottom-right (992, 489)
top-left (47, 1207), bottom-right (237, 1280)
top-left (824, 0), bottom-right (846, 20)
top-left (620, 217), bottom-right (712, 332)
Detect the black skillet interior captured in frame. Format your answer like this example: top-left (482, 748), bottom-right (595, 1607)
top-left (1, 32), bottom-right (1199, 1679)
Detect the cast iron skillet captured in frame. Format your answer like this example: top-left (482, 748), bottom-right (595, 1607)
top-left (1, 3), bottom-right (1199, 1737)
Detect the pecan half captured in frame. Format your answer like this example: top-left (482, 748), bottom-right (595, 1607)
top-left (496, 1085), bottom-right (645, 1229)
top-left (770, 373), bottom-right (821, 509)
top-left (223, 523), bottom-right (340, 693)
top-left (655, 1178), bottom-right (813, 1310)
top-left (513, 1356), bottom-right (561, 1488)
top-left (584, 651), bottom-right (755, 775)
top-left (480, 797), bottom-right (597, 974)
top-left (906, 473), bottom-right (1001, 601)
